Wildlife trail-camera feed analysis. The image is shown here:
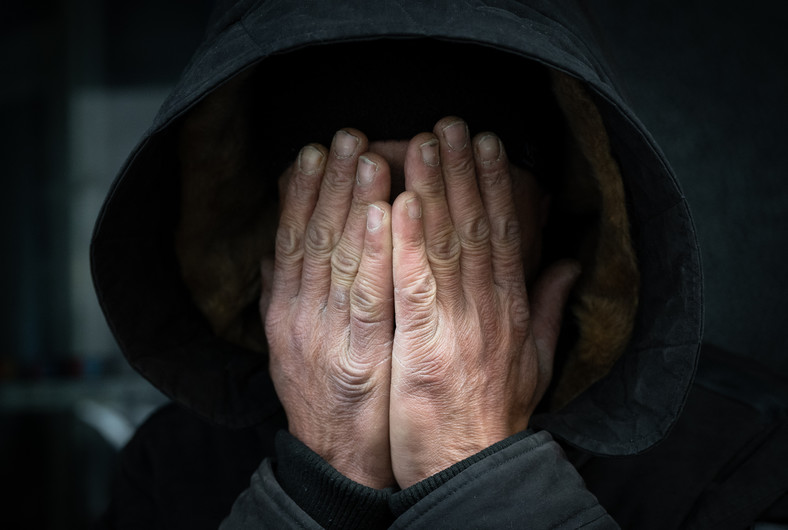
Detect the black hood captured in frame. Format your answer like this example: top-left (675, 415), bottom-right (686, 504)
top-left (91, 0), bottom-right (703, 456)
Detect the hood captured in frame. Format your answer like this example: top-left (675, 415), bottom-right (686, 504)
top-left (91, 0), bottom-right (703, 456)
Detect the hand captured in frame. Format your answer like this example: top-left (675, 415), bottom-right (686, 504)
top-left (389, 117), bottom-right (580, 488)
top-left (263, 129), bottom-right (396, 488)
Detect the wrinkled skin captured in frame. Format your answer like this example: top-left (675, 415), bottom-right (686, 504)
top-left (262, 117), bottom-right (580, 489)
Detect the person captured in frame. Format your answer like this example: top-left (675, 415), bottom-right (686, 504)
top-left (92, 1), bottom-right (787, 528)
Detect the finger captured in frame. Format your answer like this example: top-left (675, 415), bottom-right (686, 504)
top-left (473, 133), bottom-right (526, 292)
top-left (349, 202), bottom-right (395, 358)
top-left (300, 129), bottom-right (366, 303)
top-left (391, 192), bottom-right (438, 345)
top-left (271, 144), bottom-right (327, 303)
top-left (403, 132), bottom-right (462, 306)
top-left (435, 117), bottom-right (493, 295)
top-left (529, 260), bottom-right (582, 400)
top-left (328, 153), bottom-right (392, 316)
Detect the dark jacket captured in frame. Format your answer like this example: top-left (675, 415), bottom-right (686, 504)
top-left (91, 1), bottom-right (788, 528)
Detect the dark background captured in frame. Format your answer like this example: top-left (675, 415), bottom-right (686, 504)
top-left (1, 1), bottom-right (786, 527)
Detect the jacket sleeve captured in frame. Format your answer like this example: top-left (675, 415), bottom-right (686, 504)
top-left (222, 429), bottom-right (618, 529)
top-left (221, 431), bottom-right (392, 529)
top-left (389, 430), bottom-right (619, 529)
top-left (220, 458), bottom-right (323, 529)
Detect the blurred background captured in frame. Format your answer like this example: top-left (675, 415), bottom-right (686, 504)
top-left (1, 1), bottom-right (786, 528)
top-left (1, 1), bottom-right (213, 528)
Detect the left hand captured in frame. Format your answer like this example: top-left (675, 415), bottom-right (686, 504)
top-left (263, 130), bottom-right (396, 488)
top-left (388, 117), bottom-right (580, 488)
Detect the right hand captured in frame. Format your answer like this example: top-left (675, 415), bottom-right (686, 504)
top-left (263, 129), bottom-right (396, 488)
top-left (387, 119), bottom-right (579, 487)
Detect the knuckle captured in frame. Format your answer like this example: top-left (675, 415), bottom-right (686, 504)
top-left (399, 358), bottom-right (448, 389)
top-left (350, 278), bottom-right (385, 320)
top-left (350, 276), bottom-right (391, 323)
top-left (511, 296), bottom-right (530, 326)
top-left (415, 172), bottom-right (446, 198)
top-left (304, 219), bottom-right (336, 255)
top-left (427, 232), bottom-right (461, 264)
top-left (396, 274), bottom-right (437, 308)
top-left (479, 164), bottom-right (509, 185)
top-left (445, 155), bottom-right (476, 178)
top-left (327, 359), bottom-right (376, 400)
top-left (457, 215), bottom-right (490, 247)
top-left (330, 244), bottom-right (360, 281)
top-left (494, 216), bottom-right (521, 244)
top-left (291, 164), bottom-right (322, 195)
top-left (275, 224), bottom-right (303, 262)
top-left (322, 166), bottom-right (355, 194)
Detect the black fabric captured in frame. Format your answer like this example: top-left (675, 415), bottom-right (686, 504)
top-left (274, 428), bottom-right (537, 525)
top-left (274, 431), bottom-right (395, 529)
top-left (220, 428), bottom-right (618, 529)
top-left (274, 427), bottom-right (534, 526)
top-left (96, 402), bottom-right (285, 530)
top-left (387, 430), bottom-right (617, 529)
top-left (570, 344), bottom-right (788, 529)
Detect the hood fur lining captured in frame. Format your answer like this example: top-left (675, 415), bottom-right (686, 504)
top-left (548, 71), bottom-right (640, 409)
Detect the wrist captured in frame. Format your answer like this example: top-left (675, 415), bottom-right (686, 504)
top-left (274, 431), bottom-right (396, 528)
top-left (390, 398), bottom-right (530, 487)
top-left (391, 429), bottom-right (534, 514)
top-left (289, 426), bottom-right (395, 489)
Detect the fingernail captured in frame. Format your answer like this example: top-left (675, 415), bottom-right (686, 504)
top-left (298, 145), bottom-right (323, 174)
top-left (357, 156), bottom-right (377, 186)
top-left (334, 130), bottom-right (359, 159)
top-left (442, 121), bottom-right (468, 151)
top-left (420, 139), bottom-right (440, 167)
top-left (405, 197), bottom-right (422, 219)
top-left (477, 134), bottom-right (501, 164)
top-left (367, 204), bottom-right (384, 231)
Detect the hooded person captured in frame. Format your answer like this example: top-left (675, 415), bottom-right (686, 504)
top-left (91, 1), bottom-right (787, 528)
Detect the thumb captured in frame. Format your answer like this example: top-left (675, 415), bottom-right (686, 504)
top-left (529, 259), bottom-right (582, 396)
top-left (259, 256), bottom-right (275, 321)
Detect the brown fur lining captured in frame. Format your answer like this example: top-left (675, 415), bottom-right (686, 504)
top-left (175, 70), bottom-right (275, 353)
top-left (548, 72), bottom-right (640, 409)
top-left (173, 66), bottom-right (640, 410)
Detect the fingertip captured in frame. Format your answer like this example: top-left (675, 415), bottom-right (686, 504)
top-left (404, 132), bottom-right (440, 174)
top-left (405, 195), bottom-right (422, 220)
top-left (285, 144), bottom-right (326, 208)
top-left (259, 256), bottom-right (275, 317)
top-left (433, 115), bottom-right (466, 138)
top-left (553, 259), bottom-right (583, 289)
top-left (392, 191), bottom-right (420, 218)
top-left (362, 202), bottom-right (392, 262)
top-left (366, 202), bottom-right (388, 232)
top-left (355, 152), bottom-right (392, 204)
top-left (297, 144), bottom-right (328, 175)
top-left (357, 151), bottom-right (390, 176)
top-left (531, 259), bottom-right (583, 355)
top-left (473, 132), bottom-right (507, 167)
top-left (535, 259), bottom-right (582, 303)
top-left (332, 128), bottom-right (367, 159)
top-left (439, 119), bottom-right (469, 153)
top-left (392, 192), bottom-right (424, 252)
